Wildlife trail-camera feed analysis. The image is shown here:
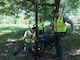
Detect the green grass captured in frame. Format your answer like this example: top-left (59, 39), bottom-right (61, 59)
top-left (0, 25), bottom-right (27, 60)
top-left (64, 33), bottom-right (80, 50)
top-left (0, 25), bottom-right (80, 60)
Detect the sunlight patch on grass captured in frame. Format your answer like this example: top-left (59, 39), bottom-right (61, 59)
top-left (1, 53), bottom-right (7, 56)
top-left (1, 30), bottom-right (12, 33)
top-left (5, 50), bottom-right (9, 53)
top-left (75, 31), bottom-right (80, 35)
top-left (78, 32), bottom-right (80, 35)
top-left (0, 33), bottom-right (4, 35)
top-left (0, 24), bottom-right (28, 28)
top-left (6, 43), bottom-right (13, 46)
top-left (69, 49), bottom-right (80, 56)
top-left (7, 39), bottom-right (19, 42)
top-left (0, 30), bottom-right (12, 35)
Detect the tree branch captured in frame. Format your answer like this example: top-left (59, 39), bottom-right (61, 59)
top-left (26, 0), bottom-right (55, 6)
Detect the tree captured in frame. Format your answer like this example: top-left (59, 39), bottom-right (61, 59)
top-left (0, 0), bottom-right (80, 20)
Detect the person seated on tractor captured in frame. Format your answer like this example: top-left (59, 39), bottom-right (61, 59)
top-left (22, 27), bottom-right (36, 58)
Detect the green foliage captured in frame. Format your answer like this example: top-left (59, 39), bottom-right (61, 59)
top-left (67, 0), bottom-right (80, 9)
top-left (0, 0), bottom-right (80, 22)
top-left (60, 0), bottom-right (80, 13)
top-left (0, 0), bottom-right (79, 15)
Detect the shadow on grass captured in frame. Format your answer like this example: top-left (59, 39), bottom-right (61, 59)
top-left (0, 28), bottom-right (80, 60)
top-left (0, 29), bottom-right (26, 60)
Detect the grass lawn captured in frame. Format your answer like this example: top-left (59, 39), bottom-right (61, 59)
top-left (0, 25), bottom-right (80, 60)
